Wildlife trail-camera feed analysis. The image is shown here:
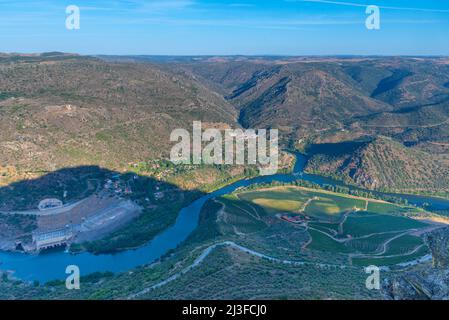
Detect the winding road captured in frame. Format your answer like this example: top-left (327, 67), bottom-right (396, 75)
top-left (1, 152), bottom-right (449, 283)
top-left (128, 241), bottom-right (349, 299)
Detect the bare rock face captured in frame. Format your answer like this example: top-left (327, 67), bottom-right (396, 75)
top-left (383, 269), bottom-right (449, 300)
top-left (383, 274), bottom-right (432, 300)
top-left (425, 227), bottom-right (449, 268)
top-left (382, 227), bottom-right (449, 300)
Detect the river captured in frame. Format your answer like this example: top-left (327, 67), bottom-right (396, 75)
top-left (1, 153), bottom-right (448, 283)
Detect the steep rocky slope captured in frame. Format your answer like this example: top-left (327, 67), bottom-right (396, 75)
top-left (305, 136), bottom-right (449, 192)
top-left (179, 57), bottom-right (449, 136)
top-left (383, 227), bottom-right (449, 300)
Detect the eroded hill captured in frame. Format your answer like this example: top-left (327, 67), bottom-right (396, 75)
top-left (176, 56), bottom-right (449, 193)
top-left (2, 54), bottom-right (449, 195)
top-left (305, 136), bottom-right (449, 192)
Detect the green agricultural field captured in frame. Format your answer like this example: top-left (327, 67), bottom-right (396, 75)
top-left (306, 229), bottom-right (354, 254)
top-left (237, 186), bottom-right (365, 221)
top-left (214, 197), bottom-right (268, 234)
top-left (252, 198), bottom-right (303, 213)
top-left (232, 186), bottom-right (433, 266)
top-left (345, 232), bottom-right (402, 254)
top-left (305, 212), bottom-right (429, 265)
top-left (237, 188), bottom-right (308, 214)
top-left (366, 201), bottom-right (411, 214)
top-left (308, 221), bottom-right (340, 234)
top-left (383, 235), bottom-right (424, 256)
top-left (304, 195), bottom-right (364, 222)
top-left (342, 213), bottom-right (426, 238)
top-left (352, 245), bottom-right (429, 267)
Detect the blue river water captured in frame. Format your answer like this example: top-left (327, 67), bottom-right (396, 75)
top-left (1, 153), bottom-right (448, 283)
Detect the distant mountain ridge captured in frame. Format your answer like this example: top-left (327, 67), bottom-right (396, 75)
top-left (1, 53), bottom-right (449, 193)
top-left (175, 57), bottom-right (449, 192)
top-left (177, 57), bottom-right (449, 133)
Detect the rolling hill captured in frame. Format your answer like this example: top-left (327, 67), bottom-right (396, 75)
top-left (1, 54), bottom-right (449, 194)
top-left (175, 56), bottom-right (449, 193)
top-left (0, 53), bottom-right (237, 183)
top-left (305, 136), bottom-right (449, 192)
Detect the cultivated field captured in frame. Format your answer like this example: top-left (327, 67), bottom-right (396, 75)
top-left (231, 186), bottom-right (436, 266)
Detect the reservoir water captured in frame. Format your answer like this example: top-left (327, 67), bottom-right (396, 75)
top-left (1, 154), bottom-right (448, 282)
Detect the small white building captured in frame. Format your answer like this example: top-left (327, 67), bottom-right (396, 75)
top-left (38, 198), bottom-right (63, 211)
top-left (154, 192), bottom-right (164, 200)
top-left (32, 228), bottom-right (73, 251)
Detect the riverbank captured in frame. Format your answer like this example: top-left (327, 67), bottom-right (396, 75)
top-left (1, 153), bottom-right (449, 283)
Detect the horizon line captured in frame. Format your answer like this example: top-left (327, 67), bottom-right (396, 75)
top-left (2, 51), bottom-right (449, 58)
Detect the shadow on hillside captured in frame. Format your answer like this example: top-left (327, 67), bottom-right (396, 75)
top-left (0, 166), bottom-right (206, 254)
top-left (305, 139), bottom-right (371, 157)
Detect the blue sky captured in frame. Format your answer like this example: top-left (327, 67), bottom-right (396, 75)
top-left (0, 0), bottom-right (448, 55)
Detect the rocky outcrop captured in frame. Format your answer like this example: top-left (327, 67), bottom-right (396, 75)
top-left (383, 268), bottom-right (449, 300)
top-left (382, 227), bottom-right (449, 300)
top-left (425, 227), bottom-right (449, 268)
top-left (305, 136), bottom-right (449, 192)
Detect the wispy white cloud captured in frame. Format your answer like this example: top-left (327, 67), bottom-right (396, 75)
top-left (288, 0), bottom-right (449, 13)
top-left (77, 0), bottom-right (195, 14)
top-left (141, 0), bottom-right (195, 11)
top-left (228, 3), bottom-right (256, 8)
top-left (78, 16), bottom-right (440, 30)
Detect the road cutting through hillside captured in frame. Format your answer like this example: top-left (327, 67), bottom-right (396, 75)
top-left (128, 236), bottom-right (434, 299)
